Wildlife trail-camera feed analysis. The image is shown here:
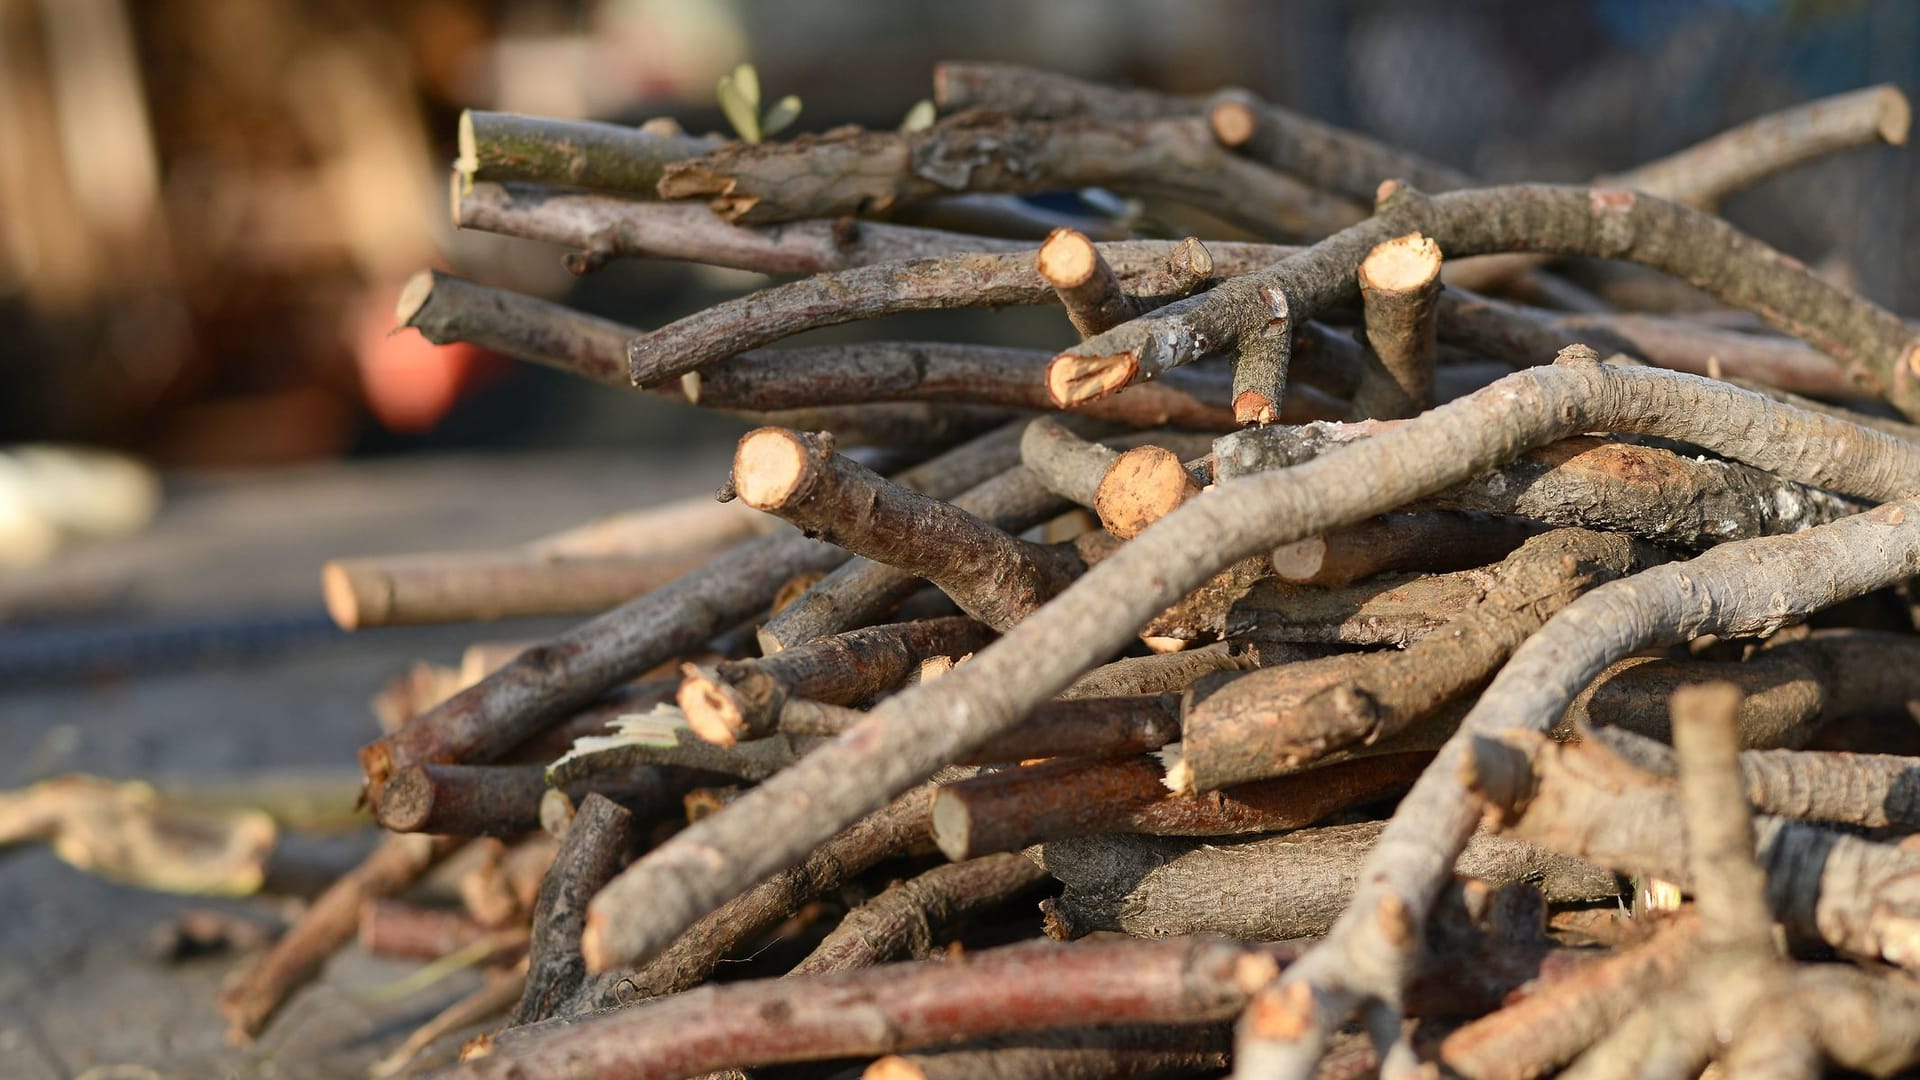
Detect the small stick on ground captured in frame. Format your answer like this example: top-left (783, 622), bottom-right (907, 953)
top-left (678, 616), bottom-right (993, 745)
top-left (512, 793), bottom-right (632, 1026)
top-left (322, 551), bottom-right (712, 631)
top-left (1038, 227), bottom-right (1138, 339)
top-left (788, 853), bottom-right (1048, 976)
top-left (931, 752), bottom-right (1430, 860)
top-left (217, 833), bottom-right (460, 1042)
top-left (370, 960), bottom-right (530, 1080)
top-left (358, 901), bottom-right (503, 962)
top-left (446, 937), bottom-right (1304, 1080)
top-left (1351, 232), bottom-right (1442, 418)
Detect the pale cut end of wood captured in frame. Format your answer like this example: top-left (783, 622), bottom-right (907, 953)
top-left (1094, 445), bottom-right (1203, 539)
top-left (447, 171), bottom-right (466, 229)
top-left (928, 789), bottom-right (972, 862)
top-left (378, 767), bottom-right (437, 833)
top-left (677, 664), bottom-right (746, 747)
top-left (395, 270), bottom-right (437, 329)
top-left (454, 109), bottom-right (479, 179)
top-left (1208, 97), bottom-right (1259, 148)
top-left (1142, 636), bottom-right (1189, 654)
top-left (1161, 748), bottom-right (1195, 795)
top-left (539, 788), bottom-right (574, 838)
top-left (1359, 232), bottom-right (1443, 293)
top-left (1047, 351), bottom-right (1139, 406)
top-left (1876, 85), bottom-right (1912, 144)
top-left (1036, 227), bottom-right (1099, 289)
top-left (733, 428), bottom-right (816, 509)
top-left (321, 561), bottom-right (382, 631)
top-left (579, 910), bottom-right (612, 973)
top-left (864, 1055), bottom-right (926, 1080)
top-left (1269, 536), bottom-right (1330, 582)
top-left (1171, 236), bottom-right (1215, 279)
top-left (1233, 389), bottom-right (1280, 426)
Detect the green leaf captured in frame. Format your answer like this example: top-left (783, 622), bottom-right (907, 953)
top-left (899, 98), bottom-right (937, 132)
top-left (717, 73), bottom-right (761, 143)
top-left (761, 94), bottom-right (803, 138)
top-left (732, 62), bottom-right (761, 110)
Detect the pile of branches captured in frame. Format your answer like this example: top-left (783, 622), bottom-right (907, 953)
top-left (219, 63), bottom-right (1920, 1079)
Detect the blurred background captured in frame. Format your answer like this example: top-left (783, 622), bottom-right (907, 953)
top-left (2, 0), bottom-right (1914, 467)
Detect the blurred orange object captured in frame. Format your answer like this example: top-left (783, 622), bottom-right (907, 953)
top-left (354, 281), bottom-right (503, 433)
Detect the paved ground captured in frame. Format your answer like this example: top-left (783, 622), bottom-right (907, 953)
top-left (0, 447), bottom-right (732, 1078)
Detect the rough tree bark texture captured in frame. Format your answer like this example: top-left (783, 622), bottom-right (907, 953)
top-left (512, 793), bottom-right (632, 1025)
top-left (576, 357), bottom-right (1920, 978)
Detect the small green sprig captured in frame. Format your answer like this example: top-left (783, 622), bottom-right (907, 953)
top-left (717, 63), bottom-right (801, 144)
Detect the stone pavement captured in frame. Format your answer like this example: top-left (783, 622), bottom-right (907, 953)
top-left (0, 447), bottom-right (732, 1078)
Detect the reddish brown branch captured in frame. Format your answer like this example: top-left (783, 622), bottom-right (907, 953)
top-left (1205, 88), bottom-right (1472, 204)
top-left (867, 1025), bottom-right (1230, 1080)
top-left (218, 833), bottom-right (460, 1042)
top-left (357, 901), bottom-right (505, 962)
top-left (930, 752), bottom-right (1430, 860)
top-left (449, 937), bottom-right (1303, 1080)
top-left (781, 693), bottom-right (1184, 763)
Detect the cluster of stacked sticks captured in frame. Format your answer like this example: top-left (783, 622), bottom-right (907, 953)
top-left (216, 62), bottom-right (1920, 1078)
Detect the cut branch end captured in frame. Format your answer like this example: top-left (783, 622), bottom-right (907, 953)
top-left (1047, 351), bottom-right (1139, 406)
top-left (1233, 390), bottom-right (1280, 426)
top-left (734, 428), bottom-right (820, 509)
top-left (1094, 445), bottom-right (1204, 539)
top-left (677, 664), bottom-right (747, 747)
top-left (1037, 228), bottom-right (1101, 290)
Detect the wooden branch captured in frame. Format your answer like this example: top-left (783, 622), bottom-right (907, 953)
top-left (371, 961), bottom-right (528, 1080)
top-left (1268, 512), bottom-right (1541, 586)
top-left (398, 270), bottom-right (1251, 432)
top-left (1350, 232), bottom-right (1442, 418)
top-left (868, 1025), bottom-right (1230, 1080)
top-left (1439, 915), bottom-right (1706, 1080)
top-left (456, 180), bottom-right (1020, 274)
top-left (1050, 186), bottom-right (1920, 421)
top-left (1017, 419), bottom-right (1215, 540)
top-left (1436, 288), bottom-right (1869, 400)
top-left (1244, 494), bottom-right (1920, 1077)
top-left (1468, 729), bottom-right (1920, 966)
top-left (654, 115), bottom-right (1361, 237)
top-left (1606, 84), bottom-right (1910, 209)
top-left (456, 110), bottom-right (724, 195)
top-left (932, 61), bottom-right (1201, 123)
top-left (447, 937), bottom-right (1303, 1080)
top-left (1220, 427), bottom-right (1864, 552)
top-left (1205, 88), bottom-right (1472, 204)
top-left (1038, 227), bottom-right (1140, 339)
top-left (1225, 567), bottom-right (1503, 647)
top-left (576, 359), bottom-right (1920, 979)
top-left (930, 752), bottom-right (1430, 860)
top-left (1036, 821), bottom-right (1616, 942)
top-left (358, 423), bottom-right (1025, 793)
top-left (357, 901), bottom-right (503, 962)
top-left (679, 616), bottom-right (993, 745)
top-left (513, 793), bottom-right (632, 1026)
top-left (734, 429), bottom-right (1090, 631)
top-left (571, 772), bottom-right (966, 1010)
top-left (623, 239), bottom-right (1280, 389)
top-left (781, 693), bottom-right (1183, 763)
top-left (1669, 684), bottom-right (1774, 948)
top-left (1176, 529), bottom-right (1660, 791)
top-left (217, 833), bottom-right (459, 1042)
top-left (788, 853), bottom-right (1047, 976)
top-left (1599, 726), bottom-right (1920, 831)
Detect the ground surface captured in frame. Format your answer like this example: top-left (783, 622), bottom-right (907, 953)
top-left (0, 447), bottom-right (731, 1079)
